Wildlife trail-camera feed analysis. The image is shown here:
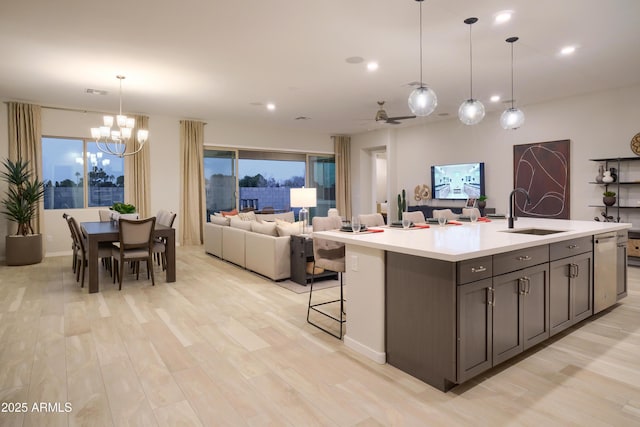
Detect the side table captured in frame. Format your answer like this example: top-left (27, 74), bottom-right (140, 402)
top-left (290, 234), bottom-right (338, 285)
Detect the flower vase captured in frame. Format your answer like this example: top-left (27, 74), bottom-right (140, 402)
top-left (595, 165), bottom-right (604, 183)
top-left (602, 171), bottom-right (614, 184)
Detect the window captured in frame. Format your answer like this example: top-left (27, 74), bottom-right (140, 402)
top-left (204, 148), bottom-right (335, 220)
top-left (42, 137), bottom-right (125, 209)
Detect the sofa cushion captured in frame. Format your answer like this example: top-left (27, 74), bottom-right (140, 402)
top-left (276, 221), bottom-right (304, 236)
top-left (230, 217), bottom-right (253, 231)
top-left (251, 221), bottom-right (278, 237)
top-left (256, 211), bottom-right (295, 223)
top-left (238, 211), bottom-right (257, 222)
top-left (210, 215), bottom-right (230, 226)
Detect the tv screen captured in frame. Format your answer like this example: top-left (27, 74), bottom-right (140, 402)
top-left (431, 162), bottom-right (484, 200)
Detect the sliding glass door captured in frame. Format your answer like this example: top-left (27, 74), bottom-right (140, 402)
top-left (204, 149), bottom-right (237, 219)
top-left (308, 154), bottom-right (336, 217)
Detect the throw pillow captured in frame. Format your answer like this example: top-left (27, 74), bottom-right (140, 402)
top-left (238, 211), bottom-right (257, 222)
top-left (221, 209), bottom-right (238, 217)
top-left (276, 221), bottom-right (304, 236)
top-left (210, 215), bottom-right (230, 226)
top-left (251, 221), bottom-right (278, 237)
top-left (229, 217), bottom-right (253, 231)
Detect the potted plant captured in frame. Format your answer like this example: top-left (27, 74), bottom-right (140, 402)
top-left (1, 158), bottom-right (45, 265)
top-left (477, 195), bottom-right (487, 209)
top-left (110, 202), bottom-right (138, 220)
top-left (603, 191), bottom-right (616, 207)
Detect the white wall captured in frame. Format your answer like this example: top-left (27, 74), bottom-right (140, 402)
top-left (0, 105), bottom-right (332, 259)
top-left (351, 84), bottom-right (640, 224)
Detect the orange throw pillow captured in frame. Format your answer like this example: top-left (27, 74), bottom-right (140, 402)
top-left (221, 209), bottom-right (238, 217)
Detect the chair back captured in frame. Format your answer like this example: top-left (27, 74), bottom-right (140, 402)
top-left (402, 211), bottom-right (426, 224)
top-left (462, 207), bottom-right (481, 218)
top-left (99, 209), bottom-right (112, 222)
top-left (156, 210), bottom-right (177, 228)
top-left (433, 209), bottom-right (458, 220)
top-left (118, 217), bottom-right (156, 251)
top-left (66, 215), bottom-right (85, 253)
top-left (311, 216), bottom-right (345, 272)
top-left (358, 213), bottom-right (385, 227)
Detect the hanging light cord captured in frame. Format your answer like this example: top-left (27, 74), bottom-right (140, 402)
top-left (510, 42), bottom-right (514, 108)
top-left (418, 0), bottom-right (423, 88)
top-left (468, 23), bottom-right (473, 99)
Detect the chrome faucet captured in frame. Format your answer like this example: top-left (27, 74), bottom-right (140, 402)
top-left (508, 188), bottom-right (531, 229)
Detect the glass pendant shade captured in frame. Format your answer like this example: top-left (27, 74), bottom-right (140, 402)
top-left (408, 86), bottom-right (437, 117)
top-left (500, 107), bottom-right (525, 129)
top-left (458, 99), bottom-right (485, 125)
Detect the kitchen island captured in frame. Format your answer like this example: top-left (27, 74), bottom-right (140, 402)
top-left (313, 217), bottom-right (630, 391)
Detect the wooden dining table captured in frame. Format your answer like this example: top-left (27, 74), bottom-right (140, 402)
top-left (80, 221), bottom-right (176, 293)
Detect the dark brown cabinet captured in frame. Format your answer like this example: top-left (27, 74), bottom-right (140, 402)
top-left (549, 252), bottom-right (593, 336)
top-left (457, 278), bottom-right (492, 383)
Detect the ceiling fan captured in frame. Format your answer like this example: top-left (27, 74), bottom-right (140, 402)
top-left (374, 101), bottom-right (416, 124)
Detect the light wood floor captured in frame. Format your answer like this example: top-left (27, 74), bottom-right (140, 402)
top-left (1, 245), bottom-right (640, 426)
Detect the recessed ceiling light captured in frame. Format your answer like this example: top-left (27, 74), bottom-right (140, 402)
top-left (494, 11), bottom-right (512, 24)
top-left (490, 95), bottom-right (501, 102)
top-left (367, 61), bottom-right (379, 71)
top-left (345, 56), bottom-right (364, 64)
top-left (266, 103), bottom-right (276, 111)
top-left (560, 45), bottom-right (576, 55)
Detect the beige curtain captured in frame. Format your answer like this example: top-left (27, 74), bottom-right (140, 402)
top-left (179, 120), bottom-right (205, 245)
top-left (8, 102), bottom-right (43, 233)
top-left (333, 135), bottom-right (352, 220)
top-left (124, 115), bottom-right (151, 218)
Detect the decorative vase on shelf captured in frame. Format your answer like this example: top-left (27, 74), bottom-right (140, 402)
top-left (595, 165), bottom-right (604, 183)
top-left (603, 196), bottom-right (616, 206)
top-left (609, 167), bottom-right (617, 182)
top-left (602, 171), bottom-right (614, 184)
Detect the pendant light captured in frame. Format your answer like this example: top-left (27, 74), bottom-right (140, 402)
top-left (500, 37), bottom-right (525, 130)
top-left (408, 0), bottom-right (437, 117)
top-left (458, 17), bottom-right (485, 125)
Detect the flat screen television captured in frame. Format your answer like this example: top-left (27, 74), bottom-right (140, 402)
top-left (431, 162), bottom-right (485, 200)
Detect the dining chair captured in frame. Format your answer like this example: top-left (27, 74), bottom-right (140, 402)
top-left (112, 217), bottom-right (156, 290)
top-left (66, 215), bottom-right (112, 288)
top-left (308, 215), bottom-right (346, 339)
top-left (433, 209), bottom-right (459, 220)
top-left (153, 210), bottom-right (176, 270)
top-left (63, 213), bottom-right (80, 273)
top-left (402, 210), bottom-right (426, 224)
top-left (99, 209), bottom-right (112, 222)
top-left (358, 213), bottom-right (385, 227)
top-left (462, 207), bottom-right (481, 219)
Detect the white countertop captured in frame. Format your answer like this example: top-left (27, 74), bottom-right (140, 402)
top-left (313, 218), bottom-right (631, 262)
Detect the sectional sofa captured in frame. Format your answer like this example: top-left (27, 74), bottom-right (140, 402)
top-left (204, 211), bottom-right (302, 281)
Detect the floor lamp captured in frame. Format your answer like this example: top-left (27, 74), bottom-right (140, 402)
top-left (290, 188), bottom-right (317, 234)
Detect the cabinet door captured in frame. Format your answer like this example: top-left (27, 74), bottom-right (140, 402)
top-left (457, 278), bottom-right (493, 383)
top-left (522, 264), bottom-right (550, 350)
top-left (572, 252), bottom-right (593, 323)
top-left (549, 259), bottom-right (572, 336)
top-left (492, 271), bottom-right (523, 365)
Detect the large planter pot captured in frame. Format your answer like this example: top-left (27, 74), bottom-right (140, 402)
top-left (603, 196), bottom-right (616, 207)
top-left (6, 234), bottom-right (43, 266)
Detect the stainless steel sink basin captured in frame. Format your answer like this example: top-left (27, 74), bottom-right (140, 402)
top-left (501, 228), bottom-right (566, 235)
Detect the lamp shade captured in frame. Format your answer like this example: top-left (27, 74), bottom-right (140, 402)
top-left (290, 188), bottom-right (317, 208)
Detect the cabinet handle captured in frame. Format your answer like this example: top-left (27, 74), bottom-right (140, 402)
top-left (471, 266), bottom-right (486, 273)
top-left (517, 255), bottom-right (532, 261)
top-left (574, 263), bottom-right (579, 278)
top-left (487, 287), bottom-right (495, 306)
top-left (526, 277), bottom-right (531, 295)
top-left (567, 244), bottom-right (578, 249)
top-left (518, 278), bottom-right (526, 295)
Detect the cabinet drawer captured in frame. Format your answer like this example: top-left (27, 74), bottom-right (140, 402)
top-left (549, 236), bottom-right (592, 260)
top-left (457, 256), bottom-right (493, 284)
top-left (628, 238), bottom-right (640, 258)
top-left (493, 245), bottom-right (549, 276)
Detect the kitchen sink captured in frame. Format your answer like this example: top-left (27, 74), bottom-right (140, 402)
top-left (501, 228), bottom-right (567, 235)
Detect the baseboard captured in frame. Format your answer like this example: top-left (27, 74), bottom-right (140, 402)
top-left (344, 334), bottom-right (386, 364)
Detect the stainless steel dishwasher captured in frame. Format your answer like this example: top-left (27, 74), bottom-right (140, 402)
top-left (594, 232), bottom-right (617, 314)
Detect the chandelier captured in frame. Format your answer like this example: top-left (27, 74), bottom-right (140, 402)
top-left (90, 75), bottom-right (149, 157)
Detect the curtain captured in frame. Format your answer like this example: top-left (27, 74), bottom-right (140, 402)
top-left (333, 135), bottom-right (352, 220)
top-left (124, 115), bottom-right (151, 218)
top-left (8, 102), bottom-right (43, 233)
top-left (179, 120), bottom-right (205, 245)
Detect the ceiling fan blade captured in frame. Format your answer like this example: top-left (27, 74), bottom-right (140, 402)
top-left (387, 115), bottom-right (416, 121)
